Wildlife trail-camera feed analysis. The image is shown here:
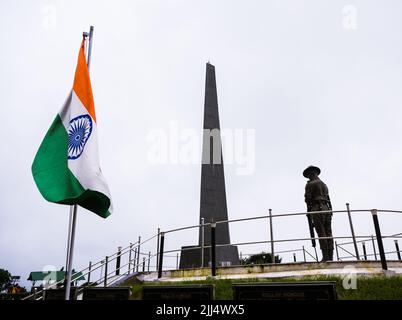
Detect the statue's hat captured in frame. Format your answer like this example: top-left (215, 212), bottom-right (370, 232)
top-left (303, 165), bottom-right (321, 178)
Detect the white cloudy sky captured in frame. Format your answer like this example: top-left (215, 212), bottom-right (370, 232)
top-left (1, 0), bottom-right (402, 288)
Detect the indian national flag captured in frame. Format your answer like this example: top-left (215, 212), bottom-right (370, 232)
top-left (32, 40), bottom-right (112, 218)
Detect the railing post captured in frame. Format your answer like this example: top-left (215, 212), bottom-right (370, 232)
top-left (371, 209), bottom-right (388, 270)
top-left (293, 253), bottom-right (296, 262)
top-left (100, 260), bottom-right (104, 281)
top-left (176, 253), bottom-right (179, 270)
top-left (156, 228), bottom-right (160, 272)
top-left (116, 246), bottom-right (122, 275)
top-left (269, 209), bottom-right (275, 264)
top-left (302, 246), bottom-right (306, 262)
top-left (346, 203), bottom-right (360, 260)
top-left (142, 257), bottom-right (146, 272)
top-left (335, 241), bottom-right (340, 261)
top-left (104, 256), bottom-right (108, 287)
top-left (87, 261), bottom-right (92, 285)
top-left (362, 242), bottom-right (367, 260)
top-left (314, 247), bottom-right (318, 262)
top-left (158, 232), bottom-right (165, 279)
top-left (128, 243), bottom-right (132, 274)
top-left (240, 252), bottom-right (243, 265)
top-left (201, 217), bottom-right (205, 268)
top-left (371, 235), bottom-right (378, 261)
top-left (33, 287), bottom-right (37, 300)
top-left (133, 248), bottom-right (137, 273)
top-left (148, 251), bottom-right (151, 272)
top-left (136, 236), bottom-right (141, 272)
top-left (394, 240), bottom-right (401, 261)
top-left (211, 223), bottom-right (216, 276)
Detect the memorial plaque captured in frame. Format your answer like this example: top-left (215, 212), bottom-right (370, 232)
top-left (142, 285), bottom-right (214, 300)
top-left (233, 282), bottom-right (337, 300)
top-left (43, 287), bottom-right (78, 300)
top-left (82, 287), bottom-right (132, 300)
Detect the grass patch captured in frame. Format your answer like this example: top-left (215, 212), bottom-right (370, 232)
top-left (126, 275), bottom-right (402, 300)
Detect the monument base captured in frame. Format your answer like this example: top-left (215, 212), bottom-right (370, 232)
top-left (179, 245), bottom-right (239, 269)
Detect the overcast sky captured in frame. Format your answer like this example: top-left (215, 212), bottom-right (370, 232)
top-left (1, 0), bottom-right (402, 288)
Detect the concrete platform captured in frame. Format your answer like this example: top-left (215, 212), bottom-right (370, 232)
top-left (135, 260), bottom-right (402, 283)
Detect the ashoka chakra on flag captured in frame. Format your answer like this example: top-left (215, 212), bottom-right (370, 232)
top-left (68, 114), bottom-right (93, 160)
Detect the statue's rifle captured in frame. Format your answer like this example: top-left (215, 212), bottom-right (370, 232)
top-left (307, 204), bottom-right (316, 248)
top-left (326, 195), bottom-right (333, 211)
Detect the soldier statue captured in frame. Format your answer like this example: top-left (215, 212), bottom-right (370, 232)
top-left (303, 166), bottom-right (334, 262)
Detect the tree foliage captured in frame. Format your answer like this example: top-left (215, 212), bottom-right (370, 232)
top-left (242, 252), bottom-right (282, 265)
top-left (0, 269), bottom-right (12, 292)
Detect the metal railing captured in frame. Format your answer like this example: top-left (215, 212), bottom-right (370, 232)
top-left (23, 205), bottom-right (402, 300)
top-left (155, 207), bottom-right (402, 278)
top-left (23, 234), bottom-right (158, 300)
top-left (335, 232), bottom-right (402, 261)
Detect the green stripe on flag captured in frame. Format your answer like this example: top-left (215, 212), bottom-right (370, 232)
top-left (32, 115), bottom-right (85, 202)
top-left (74, 190), bottom-right (111, 218)
top-left (31, 115), bottom-right (111, 218)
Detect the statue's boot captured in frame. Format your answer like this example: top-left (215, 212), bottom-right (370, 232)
top-left (320, 249), bottom-right (328, 262)
top-left (327, 249), bottom-right (334, 261)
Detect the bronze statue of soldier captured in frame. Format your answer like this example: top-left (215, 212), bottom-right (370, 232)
top-left (303, 166), bottom-right (334, 262)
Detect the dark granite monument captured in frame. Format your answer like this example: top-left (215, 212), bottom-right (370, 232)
top-left (233, 282), bottom-right (337, 300)
top-left (179, 63), bottom-right (239, 269)
top-left (43, 287), bottom-right (78, 300)
top-left (142, 285), bottom-right (214, 300)
top-left (82, 287), bottom-right (132, 300)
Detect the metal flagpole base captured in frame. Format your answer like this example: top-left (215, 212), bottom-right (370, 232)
top-left (65, 204), bottom-right (78, 300)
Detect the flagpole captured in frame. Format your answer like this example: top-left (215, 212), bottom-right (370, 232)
top-left (87, 26), bottom-right (94, 71)
top-left (64, 205), bottom-right (74, 276)
top-left (64, 26), bottom-right (94, 300)
top-left (64, 204), bottom-right (78, 300)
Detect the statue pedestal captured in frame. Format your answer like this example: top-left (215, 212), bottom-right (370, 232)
top-left (179, 244), bottom-right (239, 269)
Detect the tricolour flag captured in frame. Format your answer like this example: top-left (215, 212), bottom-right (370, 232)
top-left (32, 40), bottom-right (112, 218)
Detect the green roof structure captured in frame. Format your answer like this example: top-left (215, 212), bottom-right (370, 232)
top-left (27, 270), bottom-right (85, 282)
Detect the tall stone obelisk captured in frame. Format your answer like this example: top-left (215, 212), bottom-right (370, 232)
top-left (179, 63), bottom-right (239, 269)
